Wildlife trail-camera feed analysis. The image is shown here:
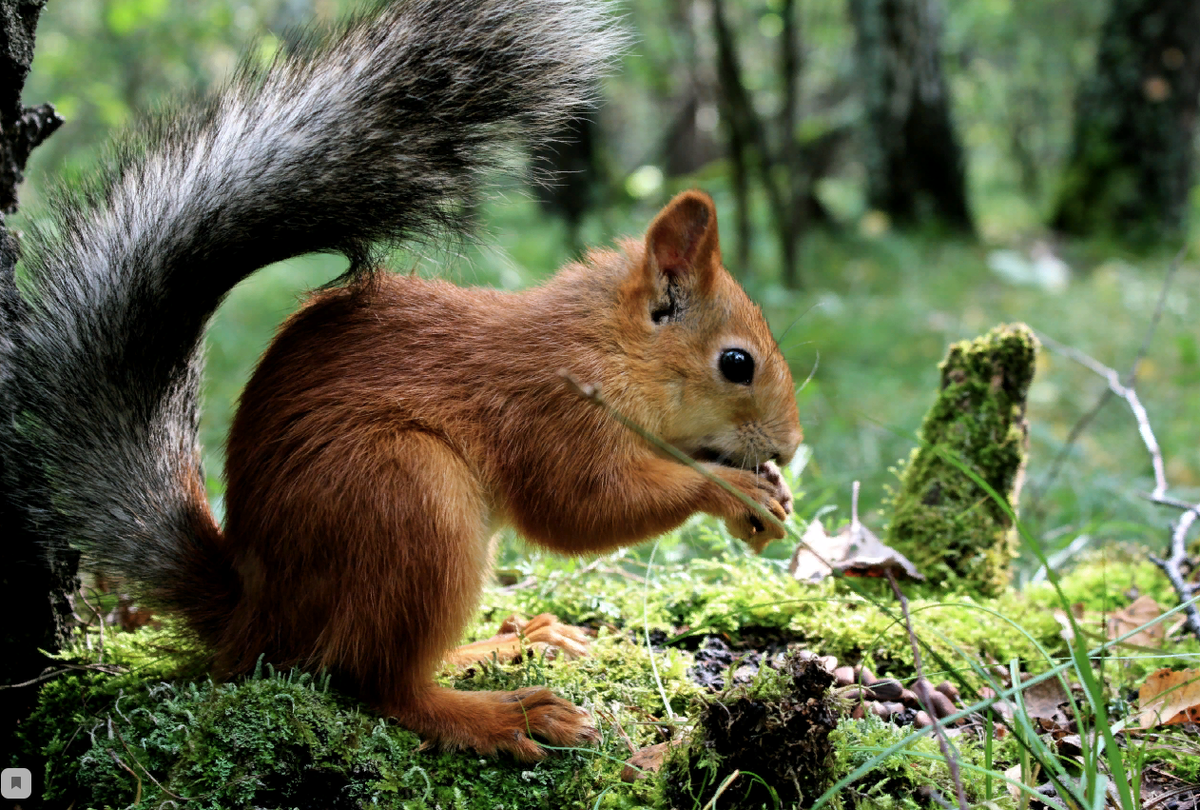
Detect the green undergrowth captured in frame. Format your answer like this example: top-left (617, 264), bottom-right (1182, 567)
top-left (22, 628), bottom-right (678, 809)
top-left (20, 541), bottom-right (1197, 809)
top-left (830, 716), bottom-right (1017, 810)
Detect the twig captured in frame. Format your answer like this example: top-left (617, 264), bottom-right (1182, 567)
top-left (1140, 492), bottom-right (1200, 511)
top-left (1029, 387), bottom-right (1113, 511)
top-left (0, 661), bottom-right (125, 689)
top-left (886, 570), bottom-right (969, 810)
top-left (702, 770), bottom-right (742, 810)
top-left (109, 750), bottom-right (144, 805)
top-left (113, 723), bottom-right (195, 803)
top-left (1038, 332), bottom-right (1168, 499)
top-left (1030, 246), bottom-right (1183, 508)
top-left (1038, 315), bottom-right (1200, 638)
top-left (1149, 501), bottom-right (1200, 638)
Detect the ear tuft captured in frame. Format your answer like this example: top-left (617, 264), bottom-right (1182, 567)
top-left (645, 190), bottom-right (720, 282)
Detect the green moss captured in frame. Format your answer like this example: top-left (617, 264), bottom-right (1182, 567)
top-left (19, 627), bottom-right (694, 809)
top-left (22, 527), bottom-right (1197, 808)
top-left (829, 716), bottom-right (1018, 809)
top-left (885, 323), bottom-right (1038, 597)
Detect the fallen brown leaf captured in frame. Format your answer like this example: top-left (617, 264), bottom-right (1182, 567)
top-left (621, 741), bottom-right (675, 782)
top-left (788, 517), bottom-right (924, 582)
top-left (1107, 594), bottom-right (1164, 648)
top-left (1136, 667), bottom-right (1200, 729)
top-left (1020, 676), bottom-right (1072, 726)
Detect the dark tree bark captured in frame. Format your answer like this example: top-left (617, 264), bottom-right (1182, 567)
top-left (713, 0), bottom-right (832, 286)
top-left (848, 0), bottom-right (973, 232)
top-left (0, 0), bottom-right (72, 775)
top-left (1051, 0), bottom-right (1200, 242)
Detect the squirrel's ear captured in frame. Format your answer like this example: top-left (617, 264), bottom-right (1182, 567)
top-left (643, 190), bottom-right (720, 291)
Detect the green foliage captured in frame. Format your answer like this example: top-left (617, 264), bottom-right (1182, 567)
top-left (20, 538), bottom-right (1199, 808)
top-left (829, 716), bottom-right (1016, 810)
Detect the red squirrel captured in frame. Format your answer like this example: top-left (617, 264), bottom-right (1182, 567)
top-left (4, 0), bottom-right (801, 760)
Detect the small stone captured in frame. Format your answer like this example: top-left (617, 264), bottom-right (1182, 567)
top-left (856, 666), bottom-right (877, 686)
top-left (834, 666), bottom-right (855, 686)
top-left (817, 655), bottom-right (838, 673)
top-left (899, 688), bottom-right (919, 707)
top-left (926, 691), bottom-right (956, 719)
top-left (914, 711), bottom-right (933, 728)
top-left (868, 679), bottom-right (903, 701)
top-left (935, 680), bottom-right (960, 703)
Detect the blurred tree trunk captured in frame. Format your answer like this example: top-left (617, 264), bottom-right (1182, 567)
top-left (1050, 0), bottom-right (1200, 242)
top-left (848, 0), bottom-right (973, 232)
top-left (713, 0), bottom-right (818, 286)
top-left (0, 0), bottom-right (73, 771)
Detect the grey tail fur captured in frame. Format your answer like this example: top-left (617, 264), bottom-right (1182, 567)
top-left (3, 0), bottom-right (623, 633)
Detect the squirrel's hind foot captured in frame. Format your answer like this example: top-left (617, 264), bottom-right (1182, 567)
top-left (399, 685), bottom-right (597, 761)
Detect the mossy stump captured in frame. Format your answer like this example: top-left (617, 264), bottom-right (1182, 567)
top-left (886, 323), bottom-right (1038, 596)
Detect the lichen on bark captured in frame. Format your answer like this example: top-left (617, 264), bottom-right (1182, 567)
top-left (885, 323), bottom-right (1038, 596)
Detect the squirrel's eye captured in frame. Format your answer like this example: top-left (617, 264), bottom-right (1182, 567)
top-left (719, 349), bottom-right (754, 385)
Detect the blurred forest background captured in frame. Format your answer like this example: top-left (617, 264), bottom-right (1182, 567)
top-left (15, 0), bottom-right (1200, 579)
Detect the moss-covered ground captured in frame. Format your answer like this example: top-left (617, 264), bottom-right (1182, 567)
top-left (17, 509), bottom-right (1199, 809)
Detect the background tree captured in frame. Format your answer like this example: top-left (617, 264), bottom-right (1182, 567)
top-left (848, 0), bottom-right (973, 232)
top-left (1051, 0), bottom-right (1200, 242)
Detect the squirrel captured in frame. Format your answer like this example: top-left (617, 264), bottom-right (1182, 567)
top-left (2, 0), bottom-right (802, 760)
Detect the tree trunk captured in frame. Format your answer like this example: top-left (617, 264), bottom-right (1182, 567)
top-left (848, 0), bottom-right (973, 232)
top-left (0, 0), bottom-right (73, 774)
top-left (1051, 0), bottom-right (1200, 242)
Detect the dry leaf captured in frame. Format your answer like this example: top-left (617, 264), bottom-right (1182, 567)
top-left (788, 519), bottom-right (847, 582)
top-left (788, 517), bottom-right (924, 582)
top-left (1107, 594), bottom-right (1164, 648)
top-left (830, 517), bottom-right (924, 581)
top-left (621, 741), bottom-right (674, 782)
top-left (1136, 668), bottom-right (1200, 729)
top-left (1020, 676), bottom-right (1071, 726)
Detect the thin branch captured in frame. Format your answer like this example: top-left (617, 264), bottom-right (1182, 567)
top-left (1039, 330), bottom-right (1200, 636)
top-left (0, 661), bottom-right (125, 689)
top-left (1030, 246), bottom-right (1183, 507)
top-left (1038, 332), bottom-right (1167, 499)
top-left (1127, 244), bottom-right (1185, 379)
top-left (1149, 501), bottom-right (1200, 638)
top-left (1138, 492), bottom-right (1199, 511)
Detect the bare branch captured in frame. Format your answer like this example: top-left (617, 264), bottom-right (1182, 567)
top-left (1038, 331), bottom-right (1200, 637)
top-left (1030, 246), bottom-right (1184, 508)
top-left (1038, 332), bottom-right (1167, 499)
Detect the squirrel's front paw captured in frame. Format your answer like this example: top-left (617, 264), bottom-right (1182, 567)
top-left (722, 461), bottom-right (793, 552)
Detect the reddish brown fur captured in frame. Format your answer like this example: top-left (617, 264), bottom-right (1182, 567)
top-left (190, 191), bottom-right (801, 760)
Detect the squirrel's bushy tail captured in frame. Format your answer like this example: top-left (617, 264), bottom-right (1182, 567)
top-left (5, 0), bottom-right (622, 632)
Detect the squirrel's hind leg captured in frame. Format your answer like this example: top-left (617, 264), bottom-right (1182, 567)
top-left (356, 432), bottom-right (595, 759)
